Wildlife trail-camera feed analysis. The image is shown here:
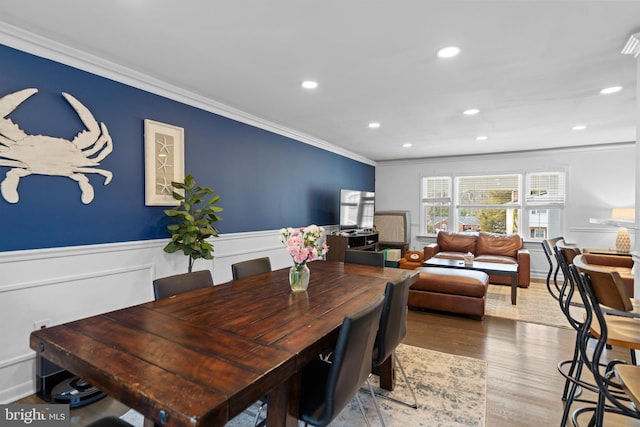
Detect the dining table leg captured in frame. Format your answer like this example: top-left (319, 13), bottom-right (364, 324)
top-left (266, 375), bottom-right (300, 427)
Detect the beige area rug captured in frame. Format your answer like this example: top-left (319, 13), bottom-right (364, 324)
top-left (485, 280), bottom-right (584, 329)
top-left (121, 344), bottom-right (487, 427)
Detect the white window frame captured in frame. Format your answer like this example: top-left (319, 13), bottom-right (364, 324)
top-left (420, 170), bottom-right (566, 241)
top-left (523, 171), bottom-right (566, 241)
top-left (420, 176), bottom-right (452, 235)
top-left (455, 173), bottom-right (521, 234)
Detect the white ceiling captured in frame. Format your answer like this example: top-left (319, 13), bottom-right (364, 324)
top-left (0, 0), bottom-right (639, 162)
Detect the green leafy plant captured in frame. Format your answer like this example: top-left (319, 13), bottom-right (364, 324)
top-left (163, 174), bottom-right (223, 272)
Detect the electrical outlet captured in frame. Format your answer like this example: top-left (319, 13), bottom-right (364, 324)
top-left (34, 319), bottom-right (51, 330)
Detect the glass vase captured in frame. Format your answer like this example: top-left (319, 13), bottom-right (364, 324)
top-left (289, 263), bottom-right (310, 292)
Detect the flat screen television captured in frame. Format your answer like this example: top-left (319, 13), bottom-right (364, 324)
top-left (339, 189), bottom-right (375, 230)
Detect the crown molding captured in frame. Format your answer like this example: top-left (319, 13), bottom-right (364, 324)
top-left (377, 140), bottom-right (635, 166)
top-left (0, 21), bottom-right (376, 167)
top-left (622, 32), bottom-right (640, 58)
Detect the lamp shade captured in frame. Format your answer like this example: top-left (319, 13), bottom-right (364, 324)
top-left (611, 208), bottom-right (635, 220)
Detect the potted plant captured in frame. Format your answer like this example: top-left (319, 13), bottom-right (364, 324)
top-left (163, 174), bottom-right (223, 272)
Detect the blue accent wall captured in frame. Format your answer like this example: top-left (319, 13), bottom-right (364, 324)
top-left (0, 44), bottom-right (374, 252)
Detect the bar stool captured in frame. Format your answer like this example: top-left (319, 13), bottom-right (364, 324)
top-left (570, 259), bottom-right (640, 426)
top-left (613, 364), bottom-right (640, 411)
top-left (554, 243), bottom-right (592, 426)
top-left (541, 236), bottom-right (564, 301)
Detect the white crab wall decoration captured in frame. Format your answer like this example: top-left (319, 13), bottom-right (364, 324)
top-left (0, 88), bottom-right (113, 204)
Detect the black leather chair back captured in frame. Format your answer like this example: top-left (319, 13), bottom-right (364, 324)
top-left (344, 250), bottom-right (384, 266)
top-left (152, 270), bottom-right (213, 300)
top-left (372, 272), bottom-right (411, 367)
top-left (299, 295), bottom-right (384, 427)
top-left (231, 257), bottom-right (272, 280)
top-left (86, 417), bottom-right (132, 427)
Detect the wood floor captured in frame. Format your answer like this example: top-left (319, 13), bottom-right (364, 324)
top-left (405, 309), bottom-right (636, 427)
top-left (16, 309), bottom-right (636, 427)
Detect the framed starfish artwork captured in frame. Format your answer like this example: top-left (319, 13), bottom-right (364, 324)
top-left (144, 119), bottom-right (185, 206)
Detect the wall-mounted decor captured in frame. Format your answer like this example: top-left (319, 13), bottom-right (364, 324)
top-left (144, 119), bottom-right (184, 206)
top-left (0, 88), bottom-right (113, 204)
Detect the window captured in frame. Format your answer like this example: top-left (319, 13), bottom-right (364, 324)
top-left (456, 174), bottom-right (520, 234)
top-left (420, 171), bottom-right (565, 240)
top-left (524, 172), bottom-right (566, 240)
top-left (530, 227), bottom-right (546, 239)
top-left (421, 177), bottom-right (451, 235)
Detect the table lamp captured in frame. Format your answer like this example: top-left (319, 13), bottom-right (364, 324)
top-left (611, 208), bottom-right (635, 252)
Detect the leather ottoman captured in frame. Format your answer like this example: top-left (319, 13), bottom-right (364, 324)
top-left (408, 267), bottom-right (489, 320)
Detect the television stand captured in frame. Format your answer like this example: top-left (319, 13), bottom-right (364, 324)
top-left (326, 232), bottom-right (379, 262)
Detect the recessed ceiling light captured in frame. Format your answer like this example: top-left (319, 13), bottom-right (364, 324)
top-left (572, 125), bottom-right (587, 131)
top-left (437, 46), bottom-right (460, 58)
top-left (476, 136), bottom-right (488, 141)
top-left (402, 143), bottom-right (412, 148)
top-left (368, 122), bottom-right (381, 129)
top-left (600, 86), bottom-right (622, 94)
top-left (463, 109), bottom-right (480, 115)
top-left (301, 80), bottom-right (318, 89)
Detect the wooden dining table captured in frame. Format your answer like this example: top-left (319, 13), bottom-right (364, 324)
top-left (30, 261), bottom-right (417, 427)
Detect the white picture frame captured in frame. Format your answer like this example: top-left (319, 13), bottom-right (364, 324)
top-left (144, 119), bottom-right (185, 206)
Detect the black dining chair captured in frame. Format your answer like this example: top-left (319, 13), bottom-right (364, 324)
top-left (569, 262), bottom-right (640, 426)
top-left (231, 257), bottom-right (272, 279)
top-left (229, 256), bottom-right (273, 426)
top-left (152, 270), bottom-right (213, 300)
top-left (297, 295), bottom-right (385, 427)
top-left (368, 271), bottom-right (418, 412)
top-left (344, 249), bottom-right (385, 266)
top-left (86, 417), bottom-right (132, 427)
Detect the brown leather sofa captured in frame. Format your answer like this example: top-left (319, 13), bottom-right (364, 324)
top-left (424, 231), bottom-right (531, 287)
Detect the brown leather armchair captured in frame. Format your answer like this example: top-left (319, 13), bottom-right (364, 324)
top-left (398, 250), bottom-right (425, 270)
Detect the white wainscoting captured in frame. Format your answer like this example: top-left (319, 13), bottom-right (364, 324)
top-left (0, 224), bottom-right (563, 403)
top-left (0, 229), bottom-right (297, 403)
